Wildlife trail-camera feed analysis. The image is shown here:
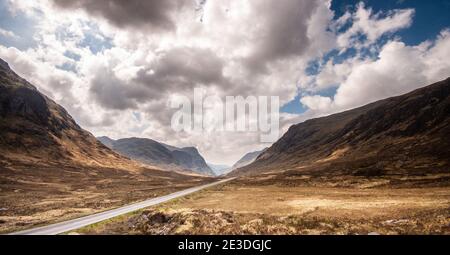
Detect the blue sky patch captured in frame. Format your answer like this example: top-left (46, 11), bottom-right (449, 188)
top-left (280, 0), bottom-right (450, 114)
top-left (78, 28), bottom-right (114, 54)
top-left (331, 0), bottom-right (450, 46)
top-left (0, 1), bottom-right (37, 50)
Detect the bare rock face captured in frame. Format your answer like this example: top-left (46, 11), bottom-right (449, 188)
top-left (233, 78), bottom-right (450, 177)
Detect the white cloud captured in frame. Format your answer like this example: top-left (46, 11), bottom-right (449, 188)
top-left (306, 0), bottom-right (336, 57)
top-left (313, 58), bottom-right (360, 91)
top-left (335, 31), bottom-right (450, 109)
top-left (301, 30), bottom-right (450, 116)
top-left (0, 28), bottom-right (18, 38)
top-left (2, 0), bottom-right (338, 165)
top-left (1, 0), bottom-right (448, 165)
top-left (337, 2), bottom-right (414, 50)
top-left (300, 95), bottom-right (333, 112)
top-left (334, 41), bottom-right (426, 108)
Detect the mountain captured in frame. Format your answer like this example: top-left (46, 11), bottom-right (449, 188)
top-left (169, 146), bottom-right (214, 176)
top-left (0, 58), bottom-right (135, 169)
top-left (231, 149), bottom-right (266, 170)
top-left (97, 136), bottom-right (115, 148)
top-left (103, 137), bottom-right (175, 166)
top-left (97, 137), bottom-right (215, 176)
top-left (207, 163), bottom-right (231, 176)
top-left (232, 78), bottom-right (450, 177)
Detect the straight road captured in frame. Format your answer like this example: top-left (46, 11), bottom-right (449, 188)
top-left (9, 178), bottom-right (234, 235)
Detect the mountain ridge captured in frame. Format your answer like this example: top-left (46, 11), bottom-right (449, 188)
top-left (231, 78), bottom-right (450, 177)
top-left (97, 136), bottom-right (215, 176)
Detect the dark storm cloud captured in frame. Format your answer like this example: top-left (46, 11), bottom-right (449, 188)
top-left (244, 0), bottom-right (318, 73)
top-left (83, 0), bottom-right (321, 111)
top-left (51, 0), bottom-right (187, 31)
top-left (89, 47), bottom-right (227, 110)
top-left (90, 69), bottom-right (136, 110)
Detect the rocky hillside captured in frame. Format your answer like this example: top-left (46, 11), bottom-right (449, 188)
top-left (232, 78), bottom-right (450, 177)
top-left (0, 58), bottom-right (136, 170)
top-left (98, 137), bottom-right (215, 176)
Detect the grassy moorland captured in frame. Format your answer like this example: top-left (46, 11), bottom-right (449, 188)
top-left (75, 175), bottom-right (450, 235)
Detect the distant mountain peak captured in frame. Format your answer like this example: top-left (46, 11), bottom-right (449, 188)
top-left (179, 146), bottom-right (200, 155)
top-left (97, 136), bottom-right (214, 176)
top-left (182, 146), bottom-right (198, 151)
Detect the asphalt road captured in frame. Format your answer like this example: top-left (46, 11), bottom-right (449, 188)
top-left (9, 178), bottom-right (234, 235)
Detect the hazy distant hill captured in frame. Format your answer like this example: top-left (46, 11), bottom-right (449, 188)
top-left (207, 163), bottom-right (231, 176)
top-left (232, 78), bottom-right (450, 177)
top-left (98, 136), bottom-right (215, 176)
top-left (231, 149), bottom-right (266, 170)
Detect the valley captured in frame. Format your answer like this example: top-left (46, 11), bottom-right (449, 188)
top-left (72, 78), bottom-right (450, 235)
top-left (0, 57), bottom-right (449, 235)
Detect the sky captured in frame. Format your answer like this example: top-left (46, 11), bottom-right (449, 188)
top-left (0, 0), bottom-right (449, 165)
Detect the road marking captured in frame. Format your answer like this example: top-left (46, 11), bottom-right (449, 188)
top-left (9, 178), bottom-right (234, 235)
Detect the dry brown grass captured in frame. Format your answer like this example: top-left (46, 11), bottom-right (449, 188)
top-left (0, 163), bottom-right (211, 233)
top-left (81, 207), bottom-right (449, 235)
top-left (75, 178), bottom-right (450, 235)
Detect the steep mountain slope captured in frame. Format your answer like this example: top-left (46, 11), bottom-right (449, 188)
top-left (109, 138), bottom-right (174, 166)
top-left (170, 146), bottom-right (213, 175)
top-left (160, 143), bottom-right (213, 175)
top-left (233, 78), bottom-right (450, 177)
top-left (0, 58), bottom-right (135, 169)
top-left (231, 149), bottom-right (266, 170)
top-left (97, 137), bottom-right (215, 176)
